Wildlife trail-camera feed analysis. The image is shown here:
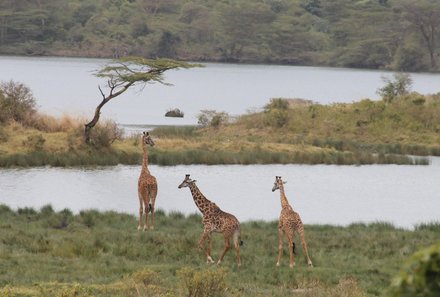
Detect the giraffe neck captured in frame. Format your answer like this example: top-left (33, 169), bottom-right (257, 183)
top-left (188, 183), bottom-right (214, 215)
top-left (279, 185), bottom-right (291, 209)
top-left (142, 142), bottom-right (150, 174)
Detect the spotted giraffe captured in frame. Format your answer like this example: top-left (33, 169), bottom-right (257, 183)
top-left (178, 174), bottom-right (242, 267)
top-left (272, 176), bottom-right (313, 268)
top-left (137, 132), bottom-right (158, 231)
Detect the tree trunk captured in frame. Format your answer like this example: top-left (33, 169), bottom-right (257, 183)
top-left (84, 98), bottom-right (107, 143)
top-left (84, 82), bottom-right (134, 144)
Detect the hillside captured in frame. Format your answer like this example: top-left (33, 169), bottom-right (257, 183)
top-left (1, 0), bottom-right (440, 72)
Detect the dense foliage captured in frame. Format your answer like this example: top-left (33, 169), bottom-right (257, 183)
top-left (388, 242), bottom-right (440, 297)
top-left (1, 0), bottom-right (440, 71)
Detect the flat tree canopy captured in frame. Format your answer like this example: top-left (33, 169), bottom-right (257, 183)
top-left (84, 57), bottom-right (200, 143)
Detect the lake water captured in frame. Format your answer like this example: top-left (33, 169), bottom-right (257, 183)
top-left (1, 56), bottom-right (440, 228)
top-left (2, 56), bottom-right (440, 126)
top-left (1, 159), bottom-right (439, 229)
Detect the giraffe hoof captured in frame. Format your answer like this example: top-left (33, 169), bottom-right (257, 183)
top-left (216, 260), bottom-right (222, 265)
top-left (143, 226), bottom-right (148, 231)
top-left (207, 256), bottom-right (215, 264)
top-left (137, 225), bottom-right (142, 231)
top-left (149, 225), bottom-right (154, 230)
top-left (276, 262), bottom-right (280, 267)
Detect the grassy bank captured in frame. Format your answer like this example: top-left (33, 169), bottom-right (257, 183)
top-left (0, 204), bottom-right (439, 296)
top-left (0, 120), bottom-right (431, 167)
top-left (2, 90), bottom-right (440, 167)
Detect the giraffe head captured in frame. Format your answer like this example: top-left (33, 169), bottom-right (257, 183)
top-left (272, 176), bottom-right (287, 192)
top-left (178, 174), bottom-right (197, 189)
top-left (142, 131), bottom-right (155, 146)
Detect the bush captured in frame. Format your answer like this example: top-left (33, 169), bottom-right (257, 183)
top-left (0, 126), bottom-right (8, 143)
top-left (197, 110), bottom-right (229, 128)
top-left (264, 98), bottom-right (289, 112)
top-left (377, 73), bottom-right (412, 104)
top-left (178, 267), bottom-right (228, 297)
top-left (388, 242), bottom-right (440, 297)
top-left (89, 119), bottom-right (123, 148)
top-left (22, 134), bottom-right (46, 151)
top-left (0, 80), bottom-right (37, 124)
top-left (265, 109), bottom-right (289, 127)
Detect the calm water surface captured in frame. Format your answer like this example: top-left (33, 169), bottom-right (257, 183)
top-left (2, 56), bottom-right (440, 125)
top-left (1, 159), bottom-right (439, 229)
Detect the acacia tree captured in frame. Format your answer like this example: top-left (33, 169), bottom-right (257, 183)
top-left (84, 57), bottom-right (197, 143)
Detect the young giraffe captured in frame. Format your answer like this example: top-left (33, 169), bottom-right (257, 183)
top-left (272, 176), bottom-right (313, 268)
top-left (137, 132), bottom-right (158, 231)
top-left (178, 174), bottom-right (242, 267)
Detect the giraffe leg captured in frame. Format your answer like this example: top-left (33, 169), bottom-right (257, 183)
top-left (143, 202), bottom-right (149, 231)
top-left (286, 231), bottom-right (296, 268)
top-left (233, 229), bottom-right (241, 267)
top-left (138, 205), bottom-right (143, 231)
top-left (149, 186), bottom-right (157, 230)
top-left (217, 234), bottom-right (231, 265)
top-left (299, 228), bottom-right (313, 267)
top-left (276, 228), bottom-right (283, 266)
top-left (198, 231), bottom-right (214, 263)
top-left (138, 192), bottom-right (143, 230)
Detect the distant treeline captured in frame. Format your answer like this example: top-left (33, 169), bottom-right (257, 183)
top-left (1, 0), bottom-right (440, 71)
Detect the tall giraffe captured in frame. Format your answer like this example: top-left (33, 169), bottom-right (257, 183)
top-left (137, 131), bottom-right (158, 231)
top-left (272, 176), bottom-right (313, 268)
top-left (178, 174), bottom-right (242, 267)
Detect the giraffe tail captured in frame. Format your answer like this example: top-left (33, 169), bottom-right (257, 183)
top-left (292, 242), bottom-right (296, 255)
top-left (148, 203), bottom-right (152, 213)
top-left (233, 229), bottom-right (243, 247)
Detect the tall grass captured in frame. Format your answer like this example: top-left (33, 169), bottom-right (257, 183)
top-left (0, 149), bottom-right (141, 167)
top-left (0, 204), bottom-right (438, 296)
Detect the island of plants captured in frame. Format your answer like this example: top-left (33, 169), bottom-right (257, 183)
top-left (0, 76), bottom-right (439, 167)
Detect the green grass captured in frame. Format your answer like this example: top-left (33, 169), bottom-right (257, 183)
top-left (0, 204), bottom-right (438, 296)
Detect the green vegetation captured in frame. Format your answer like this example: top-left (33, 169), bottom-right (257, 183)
top-left (1, 0), bottom-right (440, 72)
top-left (1, 79), bottom-right (439, 167)
top-left (388, 242), bottom-right (440, 297)
top-left (0, 204), bottom-right (439, 296)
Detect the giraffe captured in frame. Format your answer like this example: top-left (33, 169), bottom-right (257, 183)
top-left (137, 131), bottom-right (158, 231)
top-left (272, 176), bottom-right (313, 268)
top-left (178, 174), bottom-right (242, 267)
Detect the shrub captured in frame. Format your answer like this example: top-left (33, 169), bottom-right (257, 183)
top-left (197, 110), bottom-right (229, 128)
top-left (264, 98), bottom-right (289, 112)
top-left (22, 134), bottom-right (45, 151)
top-left (89, 119), bottom-right (123, 148)
top-left (388, 242), bottom-right (440, 297)
top-left (0, 126), bottom-right (8, 143)
top-left (265, 109), bottom-right (289, 127)
top-left (165, 108), bottom-right (184, 117)
top-left (0, 80), bottom-right (37, 124)
top-left (377, 73), bottom-right (412, 104)
top-left (178, 267), bottom-right (228, 297)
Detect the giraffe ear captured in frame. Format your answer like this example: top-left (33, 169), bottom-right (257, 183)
top-left (193, 180), bottom-right (197, 183)
top-left (283, 181), bottom-right (287, 184)
top-left (146, 132), bottom-right (149, 136)
top-left (143, 131), bottom-right (146, 135)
